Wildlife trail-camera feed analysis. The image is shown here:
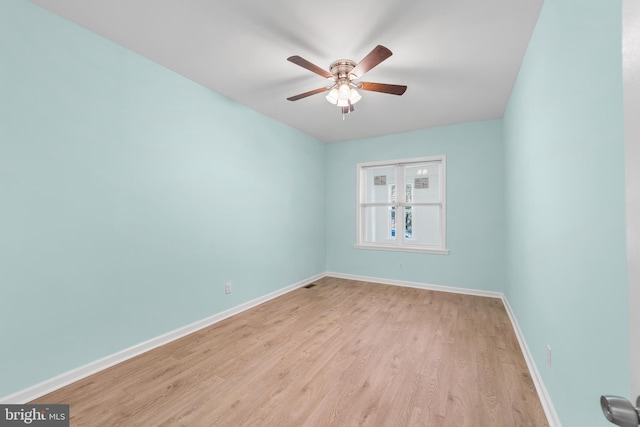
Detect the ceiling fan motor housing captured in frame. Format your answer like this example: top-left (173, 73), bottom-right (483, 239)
top-left (329, 60), bottom-right (357, 80)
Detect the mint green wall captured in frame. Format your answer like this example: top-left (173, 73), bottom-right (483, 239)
top-left (325, 120), bottom-right (506, 292)
top-left (0, 1), bottom-right (325, 397)
top-left (503, 0), bottom-right (629, 425)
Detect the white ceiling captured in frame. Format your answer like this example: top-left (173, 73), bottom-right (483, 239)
top-left (30, 0), bottom-right (543, 143)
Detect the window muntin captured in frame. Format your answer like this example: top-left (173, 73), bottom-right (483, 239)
top-left (356, 156), bottom-right (448, 254)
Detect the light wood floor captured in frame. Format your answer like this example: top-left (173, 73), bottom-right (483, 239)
top-left (32, 277), bottom-right (548, 426)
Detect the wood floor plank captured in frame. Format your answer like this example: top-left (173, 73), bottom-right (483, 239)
top-left (31, 277), bottom-right (548, 426)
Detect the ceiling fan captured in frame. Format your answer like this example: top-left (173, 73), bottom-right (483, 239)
top-left (286, 45), bottom-right (407, 116)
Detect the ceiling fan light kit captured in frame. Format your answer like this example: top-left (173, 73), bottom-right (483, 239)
top-left (325, 60), bottom-right (362, 111)
top-left (286, 45), bottom-right (407, 118)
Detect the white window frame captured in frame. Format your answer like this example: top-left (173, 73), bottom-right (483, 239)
top-left (355, 155), bottom-right (449, 255)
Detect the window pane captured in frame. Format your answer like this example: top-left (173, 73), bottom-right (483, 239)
top-left (404, 205), bottom-right (441, 247)
top-left (405, 163), bottom-right (440, 203)
top-left (391, 206), bottom-right (396, 238)
top-left (362, 206), bottom-right (396, 244)
top-left (363, 166), bottom-right (396, 203)
top-left (405, 206), bottom-right (412, 238)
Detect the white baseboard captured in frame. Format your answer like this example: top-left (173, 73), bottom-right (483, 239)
top-left (1, 271), bottom-right (562, 427)
top-left (324, 272), bottom-right (562, 427)
top-left (325, 271), bottom-right (504, 298)
top-left (502, 298), bottom-right (562, 427)
top-left (0, 273), bottom-right (324, 405)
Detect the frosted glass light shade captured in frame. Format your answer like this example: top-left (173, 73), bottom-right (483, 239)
top-left (349, 89), bottom-right (362, 104)
top-left (326, 83), bottom-right (362, 107)
top-left (325, 88), bottom-right (339, 104)
top-left (338, 83), bottom-right (350, 100)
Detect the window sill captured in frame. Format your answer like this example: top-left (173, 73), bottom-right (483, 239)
top-left (354, 244), bottom-right (450, 255)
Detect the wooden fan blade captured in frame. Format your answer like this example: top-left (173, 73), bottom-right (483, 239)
top-left (350, 45), bottom-right (393, 79)
top-left (287, 87), bottom-right (328, 101)
top-left (360, 82), bottom-right (407, 95)
top-left (287, 56), bottom-right (333, 79)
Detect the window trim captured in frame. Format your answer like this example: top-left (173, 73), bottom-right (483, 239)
top-left (354, 155), bottom-right (449, 255)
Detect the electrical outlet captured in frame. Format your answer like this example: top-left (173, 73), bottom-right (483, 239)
top-left (225, 282), bottom-right (232, 294)
top-left (546, 345), bottom-right (552, 367)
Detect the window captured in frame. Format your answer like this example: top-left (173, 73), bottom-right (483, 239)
top-left (355, 156), bottom-right (448, 254)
